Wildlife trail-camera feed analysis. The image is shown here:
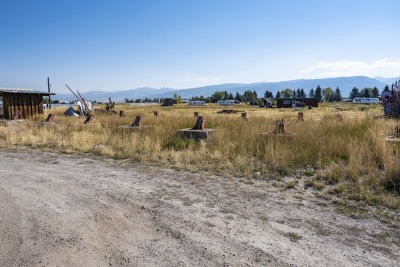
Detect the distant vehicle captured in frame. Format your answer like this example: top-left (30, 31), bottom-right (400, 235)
top-left (188, 101), bottom-right (205, 106)
top-left (217, 100), bottom-right (235, 106)
top-left (352, 98), bottom-right (379, 104)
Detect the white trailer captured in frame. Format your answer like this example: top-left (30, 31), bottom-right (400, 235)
top-left (217, 100), bottom-right (235, 106)
top-left (188, 101), bottom-right (205, 106)
top-left (352, 98), bottom-right (379, 104)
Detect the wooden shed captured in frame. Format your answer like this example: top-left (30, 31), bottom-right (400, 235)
top-left (0, 88), bottom-right (54, 119)
top-left (277, 98), bottom-right (321, 108)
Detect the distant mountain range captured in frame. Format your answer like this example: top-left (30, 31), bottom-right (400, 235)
top-left (54, 76), bottom-right (399, 102)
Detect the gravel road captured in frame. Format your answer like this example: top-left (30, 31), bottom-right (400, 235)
top-left (0, 148), bottom-right (399, 266)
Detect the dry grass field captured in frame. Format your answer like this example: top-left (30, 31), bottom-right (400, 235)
top-left (1, 102), bottom-right (400, 209)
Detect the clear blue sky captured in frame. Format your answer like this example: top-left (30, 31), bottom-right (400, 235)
top-left (1, 0), bottom-right (399, 93)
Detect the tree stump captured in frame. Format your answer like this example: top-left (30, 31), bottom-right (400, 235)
top-left (297, 112), bottom-right (304, 121)
top-left (194, 112), bottom-right (199, 117)
top-left (241, 112), bottom-right (247, 120)
top-left (84, 115), bottom-right (94, 124)
top-left (154, 111), bottom-right (159, 117)
top-left (273, 118), bottom-right (286, 135)
top-left (131, 116), bottom-right (143, 127)
top-left (45, 114), bottom-right (55, 122)
top-left (120, 110), bottom-right (125, 117)
top-left (335, 112), bottom-right (343, 121)
top-left (192, 116), bottom-right (205, 130)
top-left (395, 126), bottom-right (400, 138)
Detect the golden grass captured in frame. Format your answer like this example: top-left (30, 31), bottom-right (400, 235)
top-left (1, 102), bottom-right (399, 207)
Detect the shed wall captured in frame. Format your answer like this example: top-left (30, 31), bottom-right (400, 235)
top-left (2, 93), bottom-right (44, 119)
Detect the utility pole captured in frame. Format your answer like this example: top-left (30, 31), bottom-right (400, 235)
top-left (47, 77), bottom-right (51, 109)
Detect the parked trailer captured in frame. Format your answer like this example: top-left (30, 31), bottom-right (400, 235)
top-left (352, 98), bottom-right (379, 104)
top-left (188, 101), bottom-right (205, 106)
top-left (217, 100), bottom-right (235, 106)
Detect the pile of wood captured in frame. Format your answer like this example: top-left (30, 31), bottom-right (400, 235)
top-left (217, 109), bottom-right (244, 114)
top-left (95, 97), bottom-right (117, 113)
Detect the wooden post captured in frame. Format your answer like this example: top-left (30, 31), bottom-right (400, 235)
top-left (297, 112), bottom-right (304, 121)
top-left (273, 118), bottom-right (286, 135)
top-left (241, 112), bottom-right (247, 120)
top-left (45, 114), bottom-right (55, 122)
top-left (395, 125), bottom-right (400, 138)
top-left (48, 77), bottom-right (51, 109)
top-left (120, 110), bottom-right (125, 117)
top-left (131, 115), bottom-right (143, 127)
top-left (192, 116), bottom-right (205, 130)
top-left (84, 115), bottom-right (93, 124)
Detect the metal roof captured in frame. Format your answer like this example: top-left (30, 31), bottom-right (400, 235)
top-left (0, 88), bottom-right (55, 95)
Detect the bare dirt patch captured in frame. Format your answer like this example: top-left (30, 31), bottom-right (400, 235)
top-left (0, 148), bottom-right (399, 266)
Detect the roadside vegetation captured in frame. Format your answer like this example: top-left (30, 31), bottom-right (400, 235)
top-left (0, 103), bottom-right (399, 210)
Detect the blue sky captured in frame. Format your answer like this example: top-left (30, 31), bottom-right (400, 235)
top-left (1, 0), bottom-right (399, 93)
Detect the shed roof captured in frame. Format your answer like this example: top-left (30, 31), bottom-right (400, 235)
top-left (0, 88), bottom-right (55, 95)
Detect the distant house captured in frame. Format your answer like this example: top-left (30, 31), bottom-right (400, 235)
top-left (162, 98), bottom-right (177, 106)
top-left (277, 98), bottom-right (321, 108)
top-left (262, 98), bottom-right (273, 107)
top-left (0, 88), bottom-right (54, 119)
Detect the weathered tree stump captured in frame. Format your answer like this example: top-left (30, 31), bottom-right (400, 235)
top-left (131, 115), bottom-right (143, 127)
top-left (273, 118), bottom-right (286, 135)
top-left (194, 112), bottom-right (200, 117)
top-left (84, 114), bottom-right (94, 124)
top-left (45, 114), bottom-right (55, 122)
top-left (120, 110), bottom-right (125, 117)
top-left (154, 111), bottom-right (159, 117)
top-left (192, 116), bottom-right (205, 130)
top-left (395, 125), bottom-right (400, 138)
top-left (297, 112), bottom-right (304, 122)
top-left (241, 112), bottom-right (247, 120)
top-left (335, 112), bottom-right (343, 121)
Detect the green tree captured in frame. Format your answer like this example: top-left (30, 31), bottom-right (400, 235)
top-left (296, 88), bottom-right (301, 98)
top-left (264, 90), bottom-right (273, 98)
top-left (349, 87), bottom-right (359, 99)
top-left (211, 91), bottom-right (225, 102)
top-left (371, 87), bottom-right (379, 98)
top-left (299, 89), bottom-right (306, 98)
top-left (228, 92), bottom-right (234, 100)
top-left (315, 85), bottom-right (322, 99)
top-left (309, 88), bottom-right (315, 98)
top-left (280, 88), bottom-right (293, 98)
top-left (235, 92), bottom-right (242, 102)
top-left (275, 91), bottom-right (281, 99)
top-left (334, 86), bottom-right (342, 101)
top-left (322, 87), bottom-right (335, 102)
top-left (360, 88), bottom-right (372, 98)
top-left (243, 90), bottom-right (254, 102)
top-left (224, 91), bottom-right (229, 100)
top-left (383, 85), bottom-right (390, 92)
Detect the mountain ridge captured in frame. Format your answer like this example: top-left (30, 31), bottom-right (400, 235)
top-left (54, 76), bottom-right (393, 102)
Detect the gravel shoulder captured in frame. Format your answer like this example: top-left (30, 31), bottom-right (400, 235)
top-left (0, 148), bottom-right (399, 266)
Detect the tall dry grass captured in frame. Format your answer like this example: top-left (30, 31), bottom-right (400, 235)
top-left (0, 103), bottom-right (399, 206)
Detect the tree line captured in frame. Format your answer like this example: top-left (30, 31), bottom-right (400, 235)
top-left (124, 84), bottom-right (390, 104)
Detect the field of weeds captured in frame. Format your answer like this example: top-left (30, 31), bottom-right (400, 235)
top-left (1, 102), bottom-right (400, 208)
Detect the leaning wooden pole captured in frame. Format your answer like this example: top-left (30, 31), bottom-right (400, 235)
top-left (77, 90), bottom-right (92, 116)
top-left (65, 84), bottom-right (81, 102)
top-left (47, 77), bottom-right (51, 109)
